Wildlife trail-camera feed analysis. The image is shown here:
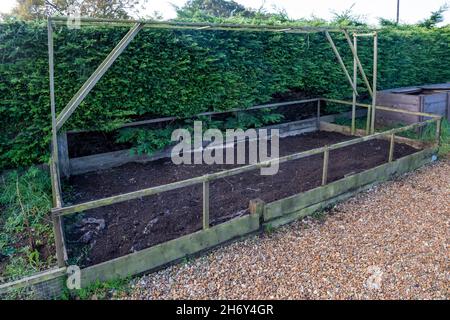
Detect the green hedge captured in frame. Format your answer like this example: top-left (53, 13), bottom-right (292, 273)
top-left (0, 21), bottom-right (449, 169)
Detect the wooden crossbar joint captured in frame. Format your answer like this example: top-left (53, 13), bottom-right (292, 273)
top-left (353, 32), bottom-right (376, 37)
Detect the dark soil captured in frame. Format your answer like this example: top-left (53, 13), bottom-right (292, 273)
top-left (63, 131), bottom-right (419, 267)
top-left (68, 131), bottom-right (132, 158)
top-left (67, 89), bottom-right (319, 158)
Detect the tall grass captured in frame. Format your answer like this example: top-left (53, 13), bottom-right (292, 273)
top-left (0, 167), bottom-right (55, 280)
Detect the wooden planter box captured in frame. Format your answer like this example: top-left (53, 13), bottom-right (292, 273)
top-left (377, 83), bottom-right (450, 125)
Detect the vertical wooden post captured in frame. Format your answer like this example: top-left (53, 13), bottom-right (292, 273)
top-left (388, 134), bottom-right (395, 162)
top-left (446, 92), bottom-right (450, 122)
top-left (317, 99), bottom-right (321, 129)
top-left (352, 35), bottom-right (357, 135)
top-left (370, 32), bottom-right (378, 134)
top-left (57, 132), bottom-right (70, 178)
top-left (322, 145), bottom-right (329, 186)
top-left (435, 118), bottom-right (442, 147)
top-left (249, 198), bottom-right (265, 217)
top-left (48, 20), bottom-right (65, 267)
top-left (418, 95), bottom-right (425, 138)
top-left (203, 180), bottom-right (210, 230)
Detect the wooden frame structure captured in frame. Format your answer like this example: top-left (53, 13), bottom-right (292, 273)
top-left (1, 105), bottom-right (442, 295)
top-left (46, 17), bottom-right (432, 269)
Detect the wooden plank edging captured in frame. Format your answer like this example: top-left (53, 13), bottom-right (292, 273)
top-left (0, 267), bottom-right (66, 295)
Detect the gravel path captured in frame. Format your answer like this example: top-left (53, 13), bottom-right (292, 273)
top-left (122, 159), bottom-right (450, 300)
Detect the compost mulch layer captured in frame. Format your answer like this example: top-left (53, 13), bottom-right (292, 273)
top-left (63, 131), bottom-right (418, 267)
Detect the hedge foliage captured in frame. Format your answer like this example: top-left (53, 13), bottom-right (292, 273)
top-left (0, 21), bottom-right (449, 169)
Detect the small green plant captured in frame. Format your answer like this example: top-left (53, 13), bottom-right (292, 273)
top-left (116, 127), bottom-right (175, 156)
top-left (264, 223), bottom-right (276, 235)
top-left (437, 119), bottom-right (450, 156)
top-left (61, 277), bottom-right (131, 300)
top-left (116, 109), bottom-right (284, 157)
top-left (311, 210), bottom-right (327, 222)
top-left (225, 109), bottom-right (284, 130)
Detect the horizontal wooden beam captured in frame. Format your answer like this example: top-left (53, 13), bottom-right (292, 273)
top-left (322, 98), bottom-right (442, 119)
top-left (319, 121), bottom-right (431, 150)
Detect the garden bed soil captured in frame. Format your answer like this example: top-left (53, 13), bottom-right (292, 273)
top-left (67, 91), bottom-right (320, 158)
top-left (63, 131), bottom-right (419, 267)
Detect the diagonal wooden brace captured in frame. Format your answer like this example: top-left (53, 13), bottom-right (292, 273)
top-left (325, 31), bottom-right (358, 96)
top-left (343, 30), bottom-right (373, 97)
top-left (56, 22), bottom-right (144, 131)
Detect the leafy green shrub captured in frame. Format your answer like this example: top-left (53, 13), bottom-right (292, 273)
top-left (0, 21), bottom-right (449, 169)
top-left (116, 126), bottom-right (175, 156)
top-left (116, 109), bottom-right (284, 156)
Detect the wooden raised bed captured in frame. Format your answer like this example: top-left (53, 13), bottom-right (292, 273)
top-left (76, 143), bottom-right (437, 287)
top-left (0, 119), bottom-right (441, 296)
top-left (377, 83), bottom-right (450, 125)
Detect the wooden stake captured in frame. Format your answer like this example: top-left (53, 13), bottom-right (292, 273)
top-left (389, 134), bottom-right (395, 162)
top-left (203, 181), bottom-right (210, 230)
top-left (435, 117), bottom-right (442, 147)
top-left (48, 20), bottom-right (66, 267)
top-left (352, 34), bottom-right (357, 135)
top-left (325, 31), bottom-right (358, 96)
top-left (371, 33), bottom-right (378, 134)
top-left (322, 145), bottom-right (329, 186)
top-left (317, 99), bottom-right (321, 129)
top-left (249, 198), bottom-right (265, 217)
